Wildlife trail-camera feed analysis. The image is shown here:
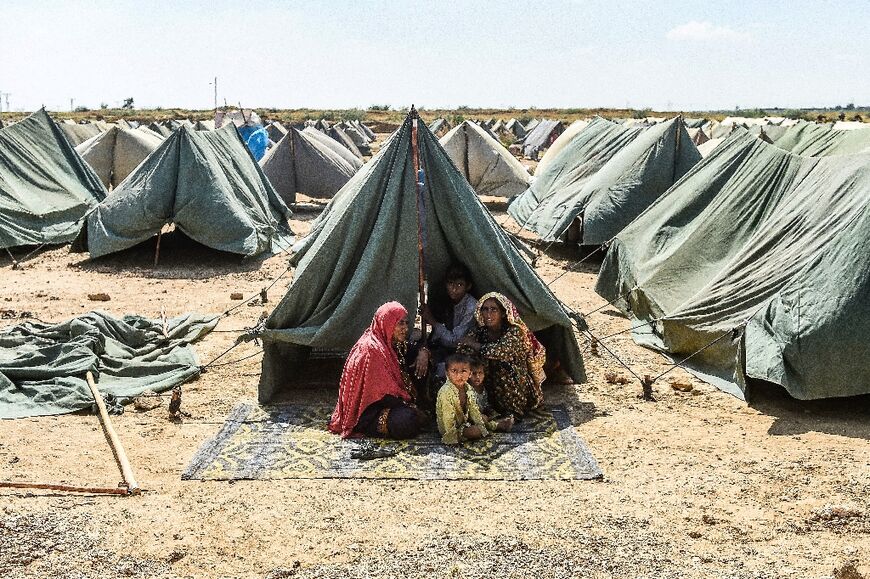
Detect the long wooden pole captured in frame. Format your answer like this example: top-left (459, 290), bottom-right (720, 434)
top-left (153, 228), bottom-right (163, 268)
top-left (410, 107), bottom-right (428, 342)
top-left (86, 371), bottom-right (141, 495)
top-left (0, 481), bottom-right (128, 495)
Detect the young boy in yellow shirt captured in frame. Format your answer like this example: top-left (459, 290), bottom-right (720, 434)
top-left (436, 354), bottom-right (513, 445)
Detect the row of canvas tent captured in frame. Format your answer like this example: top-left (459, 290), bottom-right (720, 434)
top-left (255, 111), bottom-right (870, 404)
top-left (77, 117), bottom-right (376, 203)
top-left (1, 110), bottom-right (294, 258)
top-left (5, 110), bottom-right (489, 261)
top-left (596, 127), bottom-right (870, 401)
top-left (258, 111), bottom-right (585, 402)
top-left (0, 107), bottom-right (588, 415)
top-left (497, 112), bottom-right (870, 402)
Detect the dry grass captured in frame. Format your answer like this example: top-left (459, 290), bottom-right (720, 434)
top-left (6, 106), bottom-right (866, 130)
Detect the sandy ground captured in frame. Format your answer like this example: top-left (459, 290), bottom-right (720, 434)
top-left (0, 198), bottom-right (868, 579)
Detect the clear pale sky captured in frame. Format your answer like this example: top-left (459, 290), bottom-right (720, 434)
top-left (1, 0), bottom-right (867, 112)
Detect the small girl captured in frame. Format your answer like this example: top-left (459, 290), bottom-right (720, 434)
top-left (468, 356), bottom-right (514, 431)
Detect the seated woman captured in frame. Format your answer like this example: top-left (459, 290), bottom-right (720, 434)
top-left (458, 292), bottom-right (546, 418)
top-left (328, 302), bottom-right (427, 439)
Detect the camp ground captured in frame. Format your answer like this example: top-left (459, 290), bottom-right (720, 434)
top-left (0, 101), bottom-right (870, 579)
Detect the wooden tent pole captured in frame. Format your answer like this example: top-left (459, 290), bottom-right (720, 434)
top-left (153, 228), bottom-right (163, 268)
top-left (86, 371), bottom-right (141, 495)
top-left (0, 481), bottom-right (128, 495)
top-left (410, 106), bottom-right (428, 342)
top-left (672, 115), bottom-right (683, 183)
top-left (463, 122), bottom-right (470, 182)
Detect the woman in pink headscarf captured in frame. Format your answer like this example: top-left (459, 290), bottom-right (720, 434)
top-left (329, 301), bottom-right (427, 439)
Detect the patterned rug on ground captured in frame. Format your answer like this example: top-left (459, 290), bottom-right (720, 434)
top-left (182, 403), bottom-right (603, 481)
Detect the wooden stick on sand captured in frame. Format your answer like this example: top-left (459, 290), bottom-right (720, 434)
top-left (86, 371), bottom-right (141, 495)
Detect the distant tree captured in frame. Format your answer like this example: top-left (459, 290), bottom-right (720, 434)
top-left (100, 102), bottom-right (109, 110)
top-left (846, 102), bottom-right (855, 110)
top-left (74, 105), bottom-right (90, 112)
top-left (122, 97), bottom-right (134, 110)
top-left (368, 104), bottom-right (390, 111)
top-left (632, 108), bottom-right (651, 119)
top-left (343, 108), bottom-right (366, 122)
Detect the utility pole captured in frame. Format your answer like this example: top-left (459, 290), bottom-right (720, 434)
top-left (70, 98), bottom-right (75, 112)
top-left (209, 77), bottom-right (217, 112)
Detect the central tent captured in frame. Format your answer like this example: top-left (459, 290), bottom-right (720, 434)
top-left (258, 110), bottom-right (585, 402)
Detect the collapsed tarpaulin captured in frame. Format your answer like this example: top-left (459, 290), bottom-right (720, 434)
top-left (0, 311), bottom-right (218, 418)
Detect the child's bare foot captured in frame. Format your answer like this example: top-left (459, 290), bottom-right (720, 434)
top-left (497, 415), bottom-right (515, 432)
top-left (463, 425), bottom-right (484, 440)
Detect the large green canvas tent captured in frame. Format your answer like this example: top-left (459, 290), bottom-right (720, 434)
top-left (75, 126), bottom-right (164, 189)
top-left (510, 118), bottom-right (642, 230)
top-left (439, 120), bottom-right (531, 198)
top-left (0, 109), bottom-right (106, 250)
top-left (260, 127), bottom-right (360, 204)
top-left (596, 130), bottom-right (870, 400)
top-left (536, 120), bottom-right (590, 174)
top-left (509, 117), bottom-right (700, 245)
top-left (81, 124), bottom-right (293, 258)
top-left (258, 112), bottom-right (585, 402)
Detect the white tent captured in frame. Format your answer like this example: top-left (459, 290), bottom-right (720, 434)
top-left (439, 121), bottom-right (531, 198)
top-left (76, 126), bottom-right (164, 189)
